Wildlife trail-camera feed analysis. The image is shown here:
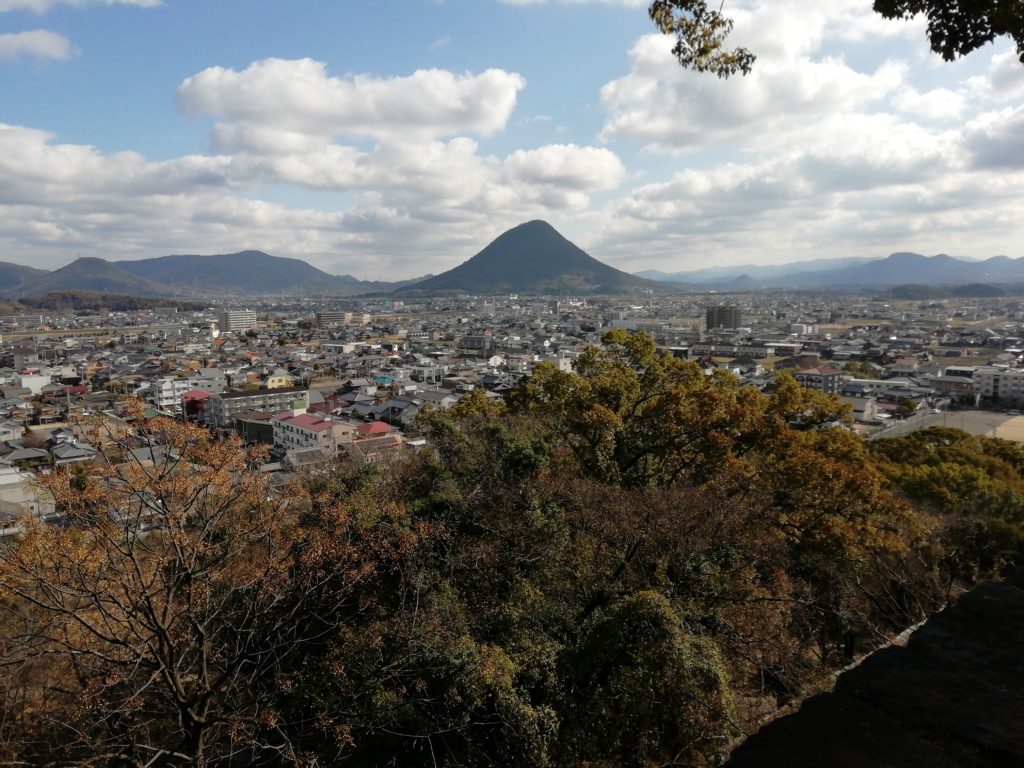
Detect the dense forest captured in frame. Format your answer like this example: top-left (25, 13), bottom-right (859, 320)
top-left (1, 330), bottom-right (1021, 767)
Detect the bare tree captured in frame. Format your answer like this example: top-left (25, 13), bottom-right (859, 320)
top-left (0, 400), bottom-right (419, 767)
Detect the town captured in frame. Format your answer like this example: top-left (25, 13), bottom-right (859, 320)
top-left (0, 288), bottom-right (1022, 531)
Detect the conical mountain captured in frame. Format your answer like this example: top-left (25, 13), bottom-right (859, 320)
top-left (397, 220), bottom-right (655, 295)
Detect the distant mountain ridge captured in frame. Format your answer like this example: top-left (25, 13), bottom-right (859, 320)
top-left (14, 258), bottom-right (171, 297)
top-left (1, 246), bottom-right (1020, 299)
top-left (635, 256), bottom-right (873, 284)
top-left (0, 251), bottom-right (427, 298)
top-left (116, 251), bottom-right (344, 294)
top-left (639, 252), bottom-right (1024, 289)
top-left (397, 220), bottom-right (659, 295)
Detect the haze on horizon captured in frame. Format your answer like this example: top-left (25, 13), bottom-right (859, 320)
top-left (2, 0), bottom-right (1023, 280)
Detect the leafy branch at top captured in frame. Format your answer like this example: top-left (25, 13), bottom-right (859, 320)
top-left (649, 0), bottom-right (756, 78)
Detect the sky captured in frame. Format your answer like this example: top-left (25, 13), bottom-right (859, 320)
top-left (2, 0), bottom-right (1024, 279)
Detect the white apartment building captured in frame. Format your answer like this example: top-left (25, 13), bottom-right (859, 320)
top-left (975, 366), bottom-right (1024, 405)
top-left (201, 387), bottom-right (310, 427)
top-left (143, 372), bottom-right (227, 415)
top-left (218, 310), bottom-right (258, 333)
top-left (272, 412), bottom-right (355, 454)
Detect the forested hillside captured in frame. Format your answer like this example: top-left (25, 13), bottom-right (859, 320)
top-left (0, 333), bottom-right (1021, 767)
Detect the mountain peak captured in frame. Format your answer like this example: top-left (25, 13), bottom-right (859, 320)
top-left (396, 220), bottom-right (654, 295)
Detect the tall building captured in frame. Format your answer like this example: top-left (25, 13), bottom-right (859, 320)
top-left (706, 305), bottom-right (743, 330)
top-left (218, 310), bottom-right (258, 333)
top-left (315, 310), bottom-right (352, 327)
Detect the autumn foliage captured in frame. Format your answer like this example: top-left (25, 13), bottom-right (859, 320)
top-left (0, 332), bottom-right (1020, 766)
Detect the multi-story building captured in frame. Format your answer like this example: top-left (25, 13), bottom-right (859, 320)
top-left (143, 373), bottom-right (227, 415)
top-left (201, 386), bottom-right (310, 428)
top-left (218, 310), bottom-right (258, 334)
top-left (315, 311), bottom-right (352, 327)
top-left (975, 367), bottom-right (1024, 405)
top-left (272, 411), bottom-right (356, 455)
top-left (706, 305), bottom-right (743, 331)
top-left (315, 311), bottom-right (370, 327)
top-left (794, 366), bottom-right (843, 394)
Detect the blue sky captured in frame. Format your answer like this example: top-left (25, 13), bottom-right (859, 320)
top-left (2, 0), bottom-right (1023, 279)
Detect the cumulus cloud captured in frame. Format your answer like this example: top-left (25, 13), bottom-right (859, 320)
top-left (964, 107), bottom-right (1024, 170)
top-left (0, 29), bottom-right (72, 59)
top-left (600, 33), bottom-right (904, 150)
top-left (4, 1), bottom-right (1024, 278)
top-left (177, 58), bottom-right (526, 143)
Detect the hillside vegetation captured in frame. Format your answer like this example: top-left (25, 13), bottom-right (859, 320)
top-left (0, 333), bottom-right (1020, 767)
top-left (19, 291), bottom-right (207, 312)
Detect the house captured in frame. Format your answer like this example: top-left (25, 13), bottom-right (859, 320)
top-left (282, 447), bottom-right (333, 471)
top-left (840, 395), bottom-right (881, 424)
top-left (0, 420), bottom-right (22, 442)
top-left (51, 440), bottom-right (98, 467)
top-left (0, 465), bottom-right (56, 536)
top-left (266, 368), bottom-right (299, 389)
top-left (350, 433), bottom-right (405, 464)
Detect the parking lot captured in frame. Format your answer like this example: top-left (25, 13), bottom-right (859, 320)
top-left (871, 410), bottom-right (1024, 442)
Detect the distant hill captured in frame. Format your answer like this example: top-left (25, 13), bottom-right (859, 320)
top-left (0, 262), bottom-right (50, 296)
top-left (9, 258), bottom-right (173, 298)
top-left (771, 253), bottom-right (1024, 288)
top-left (0, 251), bottom-right (426, 298)
top-left (636, 256), bottom-right (872, 285)
top-left (20, 291), bottom-right (207, 313)
top-left (116, 251), bottom-right (427, 296)
top-left (882, 283), bottom-right (1012, 300)
top-left (639, 253), bottom-right (1024, 289)
top-left (117, 251), bottom-right (349, 295)
top-left (397, 220), bottom-right (657, 296)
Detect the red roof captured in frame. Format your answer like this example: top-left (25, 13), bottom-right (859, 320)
top-left (182, 389), bottom-right (215, 401)
top-left (275, 412), bottom-right (335, 432)
top-left (356, 421), bottom-right (392, 435)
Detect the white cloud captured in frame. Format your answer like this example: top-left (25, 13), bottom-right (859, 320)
top-left (892, 85), bottom-right (966, 121)
top-left (600, 33), bottom-right (904, 150)
top-left (0, 29), bottom-right (72, 59)
top-left (964, 106), bottom-right (1024, 170)
top-left (504, 144), bottom-right (624, 190)
top-left (177, 58), bottom-right (526, 143)
top-left (0, 113), bottom-right (629, 276)
top-left (966, 49), bottom-right (1024, 103)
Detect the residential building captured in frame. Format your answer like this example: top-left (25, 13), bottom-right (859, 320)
top-left (219, 310), bottom-right (258, 333)
top-left (794, 366), bottom-right (843, 394)
top-left (202, 387), bottom-right (310, 428)
top-left (143, 373), bottom-right (226, 415)
top-left (706, 305), bottom-right (743, 331)
top-left (315, 311), bottom-right (352, 327)
top-left (272, 411), bottom-right (356, 455)
top-left (975, 367), bottom-right (1024, 405)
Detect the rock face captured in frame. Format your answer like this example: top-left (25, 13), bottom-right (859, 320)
top-left (726, 569), bottom-right (1024, 768)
